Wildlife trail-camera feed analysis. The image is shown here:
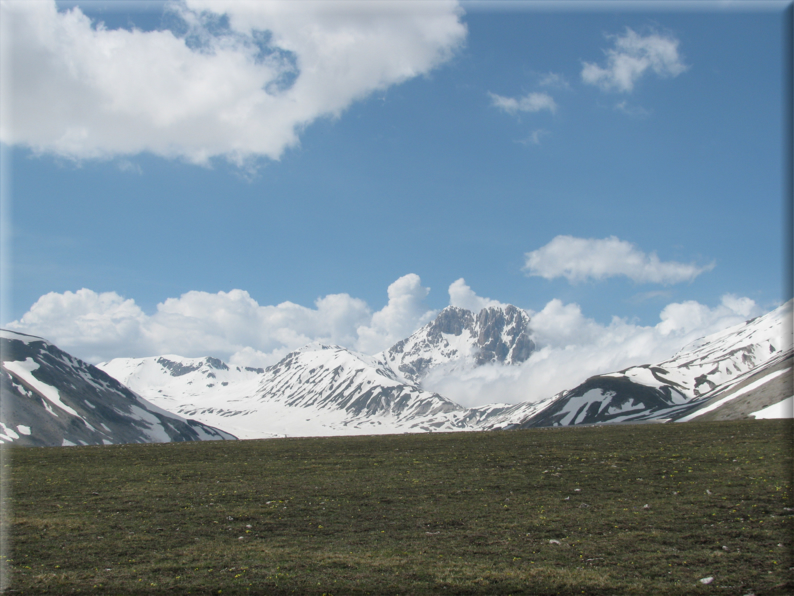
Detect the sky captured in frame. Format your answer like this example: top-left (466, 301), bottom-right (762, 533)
top-left (0, 0), bottom-right (791, 405)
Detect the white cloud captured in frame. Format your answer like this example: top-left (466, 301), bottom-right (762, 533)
top-left (489, 91), bottom-right (557, 115)
top-left (7, 280), bottom-right (768, 411)
top-left (4, 289), bottom-right (149, 363)
top-left (116, 159), bottom-right (143, 174)
top-left (356, 274), bottom-right (437, 354)
top-left (0, 0), bottom-right (466, 166)
top-left (581, 28), bottom-right (687, 93)
top-left (422, 294), bottom-right (765, 407)
top-left (523, 235), bottom-right (715, 284)
top-left (6, 274), bottom-right (436, 366)
top-left (448, 278), bottom-right (503, 313)
top-left (228, 346), bottom-right (291, 370)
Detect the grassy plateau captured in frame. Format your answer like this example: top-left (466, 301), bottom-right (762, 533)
top-left (2, 419), bottom-right (792, 595)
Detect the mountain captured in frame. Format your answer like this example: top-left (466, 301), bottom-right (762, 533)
top-left (99, 304), bottom-right (538, 438)
top-left (98, 354), bottom-right (267, 429)
top-left (382, 305), bottom-right (535, 383)
top-left (0, 330), bottom-right (237, 446)
top-left (517, 300), bottom-right (793, 428)
top-left (103, 345), bottom-right (476, 438)
top-left (93, 300), bottom-right (791, 441)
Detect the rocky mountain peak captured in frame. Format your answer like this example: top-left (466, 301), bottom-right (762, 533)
top-left (153, 355), bottom-right (232, 378)
top-left (383, 303), bottom-right (535, 383)
top-left (474, 305), bottom-right (535, 365)
top-left (428, 306), bottom-right (475, 337)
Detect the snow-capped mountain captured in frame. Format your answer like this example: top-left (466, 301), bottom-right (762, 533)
top-left (98, 304), bottom-right (539, 438)
top-left (0, 330), bottom-right (236, 446)
top-left (517, 300), bottom-right (793, 428)
top-left (383, 305), bottom-right (535, 383)
top-left (99, 355), bottom-right (266, 417)
top-left (92, 300), bottom-right (791, 441)
top-left (104, 345), bottom-right (476, 438)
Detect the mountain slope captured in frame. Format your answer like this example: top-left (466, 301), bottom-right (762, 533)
top-left (0, 330), bottom-right (236, 446)
top-left (99, 305), bottom-right (540, 438)
top-left (104, 345), bottom-right (472, 438)
top-left (517, 300), bottom-right (793, 428)
top-left (98, 354), bottom-right (266, 417)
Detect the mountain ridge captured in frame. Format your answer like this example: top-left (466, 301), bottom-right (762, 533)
top-left (518, 300), bottom-right (792, 428)
top-left (99, 304), bottom-right (540, 438)
top-left (4, 301), bottom-right (790, 444)
top-left (0, 330), bottom-right (237, 446)
top-left (99, 300), bottom-right (792, 438)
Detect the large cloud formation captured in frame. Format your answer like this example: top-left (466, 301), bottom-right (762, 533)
top-left (7, 275), bottom-right (767, 410)
top-left (524, 235), bottom-right (715, 284)
top-left (6, 274), bottom-right (437, 366)
top-left (0, 0), bottom-right (466, 165)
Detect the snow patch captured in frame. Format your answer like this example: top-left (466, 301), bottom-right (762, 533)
top-left (750, 396), bottom-right (794, 419)
top-left (3, 358), bottom-right (80, 417)
top-left (557, 389), bottom-right (610, 426)
top-left (678, 367), bottom-right (792, 422)
top-left (0, 422), bottom-right (19, 441)
top-left (606, 399), bottom-right (643, 416)
top-left (129, 405), bottom-right (173, 443)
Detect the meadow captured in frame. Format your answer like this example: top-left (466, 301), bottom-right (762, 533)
top-left (3, 419), bottom-right (792, 595)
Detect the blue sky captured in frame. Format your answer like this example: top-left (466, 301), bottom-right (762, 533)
top-left (1, 1), bottom-right (790, 394)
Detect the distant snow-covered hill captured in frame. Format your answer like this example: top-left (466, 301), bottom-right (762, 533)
top-left (0, 330), bottom-right (236, 446)
top-left (517, 300), bottom-right (793, 428)
top-left (98, 354), bottom-right (266, 426)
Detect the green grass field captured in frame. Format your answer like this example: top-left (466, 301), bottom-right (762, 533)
top-left (2, 419), bottom-right (792, 595)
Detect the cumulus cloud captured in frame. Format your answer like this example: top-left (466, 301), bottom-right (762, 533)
top-left (0, 0), bottom-right (466, 166)
top-left (448, 278), bottom-right (503, 312)
top-left (489, 91), bottom-right (557, 115)
top-left (581, 28), bottom-right (687, 93)
top-left (421, 294), bottom-right (765, 407)
top-left (523, 235), bottom-right (715, 284)
top-left (355, 274), bottom-right (437, 354)
top-left (4, 289), bottom-right (149, 363)
top-left (7, 278), bottom-right (769, 410)
top-left (6, 274), bottom-right (436, 366)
